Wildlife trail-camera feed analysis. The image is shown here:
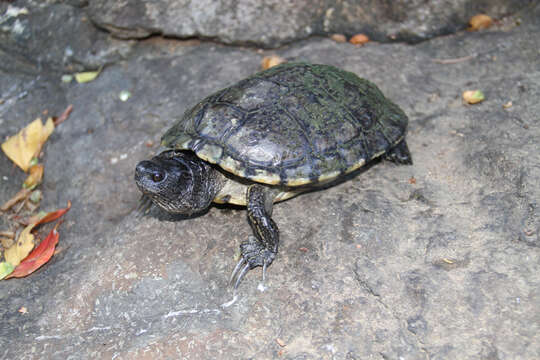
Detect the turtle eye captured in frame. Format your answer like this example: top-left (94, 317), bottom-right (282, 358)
top-left (152, 172), bottom-right (164, 182)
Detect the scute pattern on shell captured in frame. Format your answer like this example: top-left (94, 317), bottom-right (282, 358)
top-left (162, 63), bottom-right (408, 186)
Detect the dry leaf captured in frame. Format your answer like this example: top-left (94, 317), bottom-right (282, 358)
top-left (1, 188), bottom-right (32, 212)
top-left (4, 223), bottom-right (35, 267)
top-left (53, 104), bottom-right (73, 126)
top-left (330, 34), bottom-right (347, 43)
top-left (6, 223), bottom-right (60, 279)
top-left (261, 56), bottom-right (286, 70)
top-left (468, 14), bottom-right (493, 31)
top-left (0, 231), bottom-right (15, 239)
top-left (32, 200), bottom-right (71, 226)
top-left (349, 34), bottom-right (369, 45)
top-left (1, 237), bottom-right (15, 248)
top-left (29, 190), bottom-right (42, 204)
top-left (0, 262), bottom-right (14, 280)
top-left (74, 68), bottom-right (102, 83)
top-left (2, 201), bottom-right (71, 277)
top-left (1, 117), bottom-right (54, 172)
top-left (463, 90), bottom-right (485, 104)
top-left (23, 164), bottom-right (44, 189)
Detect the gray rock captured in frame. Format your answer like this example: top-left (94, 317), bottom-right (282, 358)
top-left (87, 0), bottom-right (531, 46)
top-left (1, 2), bottom-right (539, 359)
top-left (0, 0), bottom-right (133, 72)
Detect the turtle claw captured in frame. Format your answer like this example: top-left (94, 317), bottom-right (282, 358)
top-left (232, 263), bottom-right (250, 290)
top-left (262, 260), bottom-right (268, 283)
top-left (229, 235), bottom-right (276, 289)
top-left (229, 258), bottom-right (247, 285)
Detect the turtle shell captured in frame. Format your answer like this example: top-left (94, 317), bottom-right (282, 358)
top-left (161, 62), bottom-right (408, 186)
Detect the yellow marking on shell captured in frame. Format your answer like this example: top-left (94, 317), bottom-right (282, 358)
top-left (285, 176), bottom-right (312, 187)
top-left (213, 177), bottom-right (249, 205)
top-left (250, 171), bottom-right (281, 185)
top-left (372, 150), bottom-right (386, 159)
top-left (317, 170), bottom-right (341, 183)
top-left (196, 143), bottom-right (223, 162)
top-left (219, 156), bottom-right (244, 176)
top-left (214, 193), bottom-right (246, 206)
top-left (345, 158), bottom-right (366, 174)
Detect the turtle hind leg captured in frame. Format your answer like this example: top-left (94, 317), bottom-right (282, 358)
top-left (230, 184), bottom-right (279, 289)
top-left (385, 140), bottom-right (413, 165)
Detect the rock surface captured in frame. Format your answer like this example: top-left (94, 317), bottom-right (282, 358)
top-left (87, 0), bottom-right (532, 46)
top-left (1, 1), bottom-right (539, 359)
top-left (0, 0), bottom-right (133, 72)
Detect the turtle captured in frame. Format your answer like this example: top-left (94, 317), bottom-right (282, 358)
top-left (134, 62), bottom-right (412, 289)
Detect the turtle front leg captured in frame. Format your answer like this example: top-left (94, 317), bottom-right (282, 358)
top-left (230, 184), bottom-right (279, 289)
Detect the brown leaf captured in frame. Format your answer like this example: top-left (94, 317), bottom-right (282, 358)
top-left (1, 237), bottom-right (15, 248)
top-left (0, 231), bottom-right (15, 239)
top-left (1, 188), bottom-right (32, 212)
top-left (349, 34), bottom-right (369, 45)
top-left (330, 34), bottom-right (347, 43)
top-left (23, 164), bottom-right (44, 189)
top-left (261, 56), bottom-right (286, 70)
top-left (468, 14), bottom-right (493, 31)
top-left (53, 104), bottom-right (73, 126)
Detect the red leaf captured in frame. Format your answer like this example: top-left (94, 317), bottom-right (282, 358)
top-left (5, 200), bottom-right (71, 279)
top-left (35, 200), bottom-right (71, 226)
top-left (6, 223), bottom-right (60, 278)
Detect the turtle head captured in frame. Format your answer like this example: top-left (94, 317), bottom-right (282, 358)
top-left (135, 150), bottom-right (221, 215)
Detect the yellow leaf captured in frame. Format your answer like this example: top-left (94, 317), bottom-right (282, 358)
top-left (0, 262), bottom-right (15, 280)
top-left (4, 224), bottom-right (35, 267)
top-left (1, 118), bottom-right (54, 172)
top-left (462, 90), bottom-right (485, 104)
top-left (23, 164), bottom-right (44, 189)
top-left (74, 68), bottom-right (102, 83)
top-left (261, 56), bottom-right (286, 70)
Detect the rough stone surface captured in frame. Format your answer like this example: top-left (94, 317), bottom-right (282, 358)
top-left (1, 2), bottom-right (539, 359)
top-left (0, 0), bottom-right (134, 72)
top-left (87, 0), bottom-right (532, 46)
